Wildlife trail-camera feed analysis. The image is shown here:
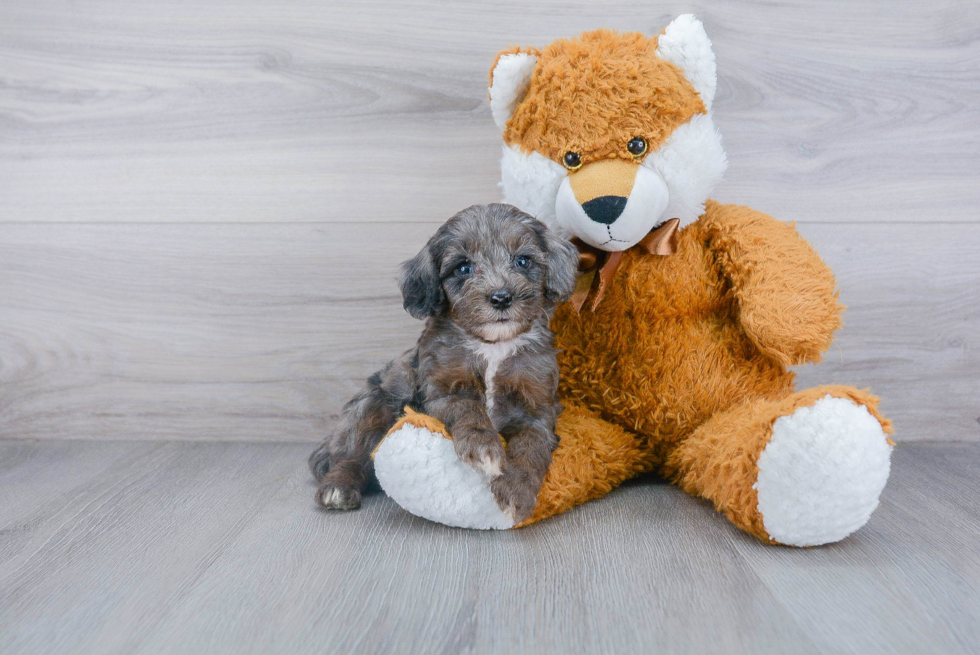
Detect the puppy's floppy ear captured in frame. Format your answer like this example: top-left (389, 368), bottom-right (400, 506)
top-left (398, 243), bottom-right (445, 319)
top-left (536, 223), bottom-right (579, 304)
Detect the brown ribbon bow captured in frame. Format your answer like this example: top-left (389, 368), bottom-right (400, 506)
top-left (569, 217), bottom-right (680, 313)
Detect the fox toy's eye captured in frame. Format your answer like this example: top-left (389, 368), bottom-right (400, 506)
top-left (562, 152), bottom-right (582, 170)
top-left (455, 262), bottom-right (474, 277)
top-left (514, 255), bottom-right (531, 269)
top-left (627, 137), bottom-right (647, 157)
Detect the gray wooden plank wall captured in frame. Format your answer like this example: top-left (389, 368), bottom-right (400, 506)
top-left (1, 0), bottom-right (978, 442)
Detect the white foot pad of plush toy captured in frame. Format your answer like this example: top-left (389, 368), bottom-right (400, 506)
top-left (754, 396), bottom-right (893, 547)
top-left (374, 422), bottom-right (516, 530)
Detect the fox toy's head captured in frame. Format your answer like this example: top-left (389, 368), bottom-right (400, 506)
top-left (489, 15), bottom-right (727, 251)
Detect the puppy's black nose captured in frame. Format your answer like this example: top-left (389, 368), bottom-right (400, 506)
top-left (582, 195), bottom-right (628, 225)
top-left (489, 290), bottom-right (513, 309)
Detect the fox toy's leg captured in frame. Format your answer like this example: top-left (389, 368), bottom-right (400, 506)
top-left (518, 403), bottom-right (657, 526)
top-left (373, 404), bottom-right (655, 529)
top-left (661, 385), bottom-right (894, 546)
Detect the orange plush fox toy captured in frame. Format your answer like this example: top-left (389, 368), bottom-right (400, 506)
top-left (373, 15), bottom-right (894, 546)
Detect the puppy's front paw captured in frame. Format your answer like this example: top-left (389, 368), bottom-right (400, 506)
top-left (490, 473), bottom-right (540, 524)
top-left (316, 484), bottom-right (362, 511)
top-left (454, 432), bottom-right (505, 478)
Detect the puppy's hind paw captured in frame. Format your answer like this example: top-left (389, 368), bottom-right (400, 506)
top-left (316, 484), bottom-right (362, 511)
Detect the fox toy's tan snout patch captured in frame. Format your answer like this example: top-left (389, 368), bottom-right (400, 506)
top-left (568, 159), bottom-right (639, 205)
top-left (568, 158), bottom-right (641, 227)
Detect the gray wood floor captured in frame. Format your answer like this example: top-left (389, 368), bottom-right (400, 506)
top-left (0, 440), bottom-right (977, 655)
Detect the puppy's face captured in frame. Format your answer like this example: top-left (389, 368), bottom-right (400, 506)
top-left (400, 204), bottom-right (579, 342)
top-left (437, 210), bottom-right (554, 342)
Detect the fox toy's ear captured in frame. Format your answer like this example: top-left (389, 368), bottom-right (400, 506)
top-left (655, 14), bottom-right (717, 111)
top-left (399, 244), bottom-right (445, 320)
top-left (489, 48), bottom-right (538, 130)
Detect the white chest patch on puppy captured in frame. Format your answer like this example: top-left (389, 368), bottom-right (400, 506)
top-left (469, 335), bottom-right (529, 415)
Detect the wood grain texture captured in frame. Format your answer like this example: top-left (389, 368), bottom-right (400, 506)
top-left (732, 442), bottom-right (980, 653)
top-left (0, 440), bottom-right (976, 654)
top-left (0, 441), bottom-right (302, 654)
top-left (792, 222), bottom-right (980, 440)
top-left (0, 440), bottom-right (158, 530)
top-left (0, 0), bottom-right (977, 224)
top-left (0, 2), bottom-right (978, 443)
top-left (1, 222), bottom-right (977, 442)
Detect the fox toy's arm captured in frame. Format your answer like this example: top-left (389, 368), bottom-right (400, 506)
top-left (703, 201), bottom-right (843, 366)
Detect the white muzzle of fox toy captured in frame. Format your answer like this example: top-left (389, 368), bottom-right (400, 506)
top-left (555, 164), bottom-right (670, 251)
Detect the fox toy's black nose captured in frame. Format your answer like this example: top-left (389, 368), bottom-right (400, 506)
top-left (582, 195), bottom-right (628, 225)
top-left (489, 290), bottom-right (513, 309)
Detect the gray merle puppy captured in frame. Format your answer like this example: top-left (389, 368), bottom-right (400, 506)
top-left (308, 203), bottom-right (579, 522)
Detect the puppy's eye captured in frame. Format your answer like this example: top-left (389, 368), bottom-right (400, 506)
top-left (514, 255), bottom-right (531, 269)
top-left (455, 262), bottom-right (474, 277)
top-left (627, 137), bottom-right (647, 157)
top-left (562, 152), bottom-right (582, 170)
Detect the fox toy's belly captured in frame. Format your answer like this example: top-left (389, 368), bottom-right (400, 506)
top-left (552, 245), bottom-right (795, 448)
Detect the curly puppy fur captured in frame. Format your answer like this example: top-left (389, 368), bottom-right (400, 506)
top-left (308, 203), bottom-right (579, 522)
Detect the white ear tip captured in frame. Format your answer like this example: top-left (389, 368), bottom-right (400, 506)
top-left (489, 52), bottom-right (537, 131)
top-left (663, 14), bottom-right (707, 41)
top-left (656, 14), bottom-right (716, 112)
top-left (671, 13), bottom-right (702, 29)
